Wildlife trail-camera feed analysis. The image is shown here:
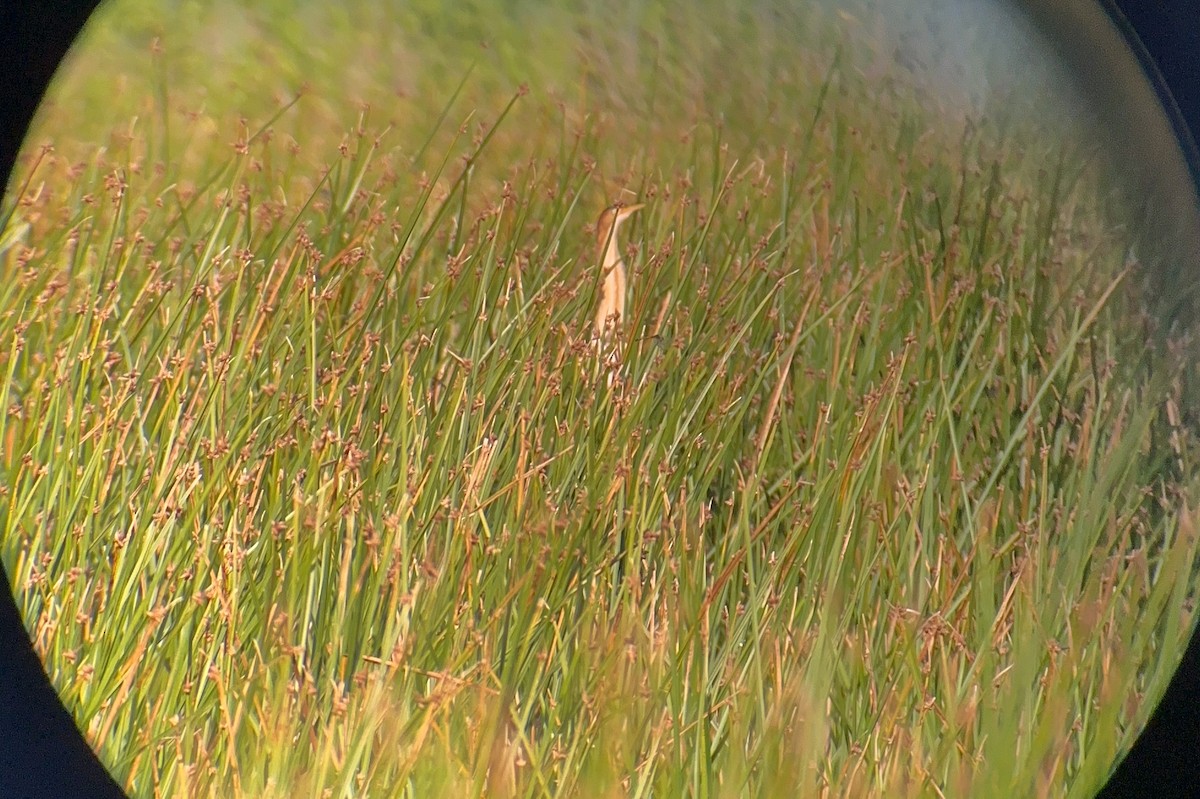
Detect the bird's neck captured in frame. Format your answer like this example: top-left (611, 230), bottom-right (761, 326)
top-left (602, 227), bottom-right (623, 271)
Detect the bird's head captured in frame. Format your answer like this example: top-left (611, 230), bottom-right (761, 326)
top-left (596, 202), bottom-right (644, 249)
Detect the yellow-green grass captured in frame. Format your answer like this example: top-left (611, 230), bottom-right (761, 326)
top-left (2, 1), bottom-right (1198, 796)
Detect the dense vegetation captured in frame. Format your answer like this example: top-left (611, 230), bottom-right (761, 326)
top-left (2, 1), bottom-right (1197, 796)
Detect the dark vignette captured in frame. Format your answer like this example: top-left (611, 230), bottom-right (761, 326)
top-left (0, 5), bottom-right (129, 799)
top-left (0, 2), bottom-right (1197, 798)
top-left (1096, 7), bottom-right (1200, 797)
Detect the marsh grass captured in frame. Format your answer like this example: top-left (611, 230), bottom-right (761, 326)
top-left (3, 1), bottom-right (1199, 797)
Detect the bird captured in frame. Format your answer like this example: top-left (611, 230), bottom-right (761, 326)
top-left (591, 201), bottom-right (643, 340)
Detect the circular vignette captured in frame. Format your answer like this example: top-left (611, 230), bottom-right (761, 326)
top-left (1097, 7), bottom-right (1200, 797)
top-left (0, 3), bottom-right (1199, 799)
top-left (1, 4), bottom-right (130, 799)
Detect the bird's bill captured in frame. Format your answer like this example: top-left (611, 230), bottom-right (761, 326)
top-left (616, 203), bottom-right (644, 218)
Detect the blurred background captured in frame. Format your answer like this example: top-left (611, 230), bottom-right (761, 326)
top-left (4, 1), bottom-right (1200, 796)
